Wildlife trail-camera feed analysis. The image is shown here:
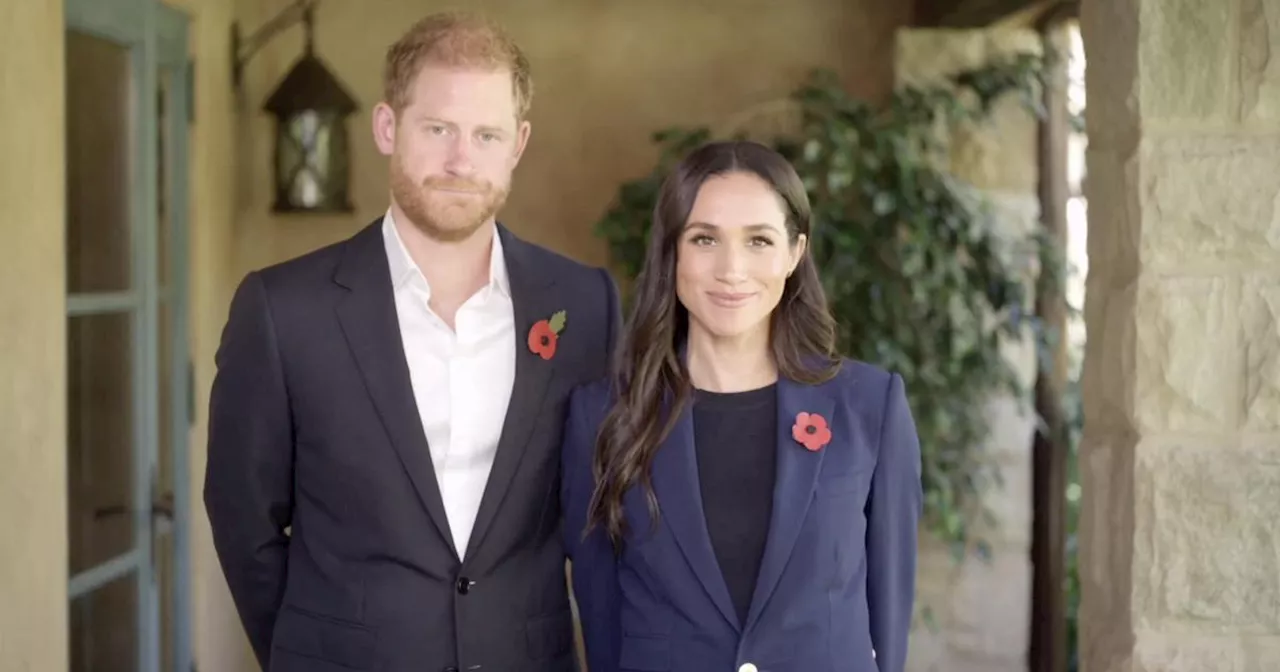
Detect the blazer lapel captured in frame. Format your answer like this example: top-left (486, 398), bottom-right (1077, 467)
top-left (462, 224), bottom-right (557, 560)
top-left (651, 398), bottom-right (742, 633)
top-left (334, 219), bottom-right (457, 558)
top-left (743, 376), bottom-right (834, 631)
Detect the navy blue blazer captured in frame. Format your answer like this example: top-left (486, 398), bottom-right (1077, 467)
top-left (561, 360), bottom-right (922, 672)
top-left (205, 219), bottom-right (621, 672)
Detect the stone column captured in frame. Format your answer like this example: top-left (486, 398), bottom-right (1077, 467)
top-left (1080, 0), bottom-right (1280, 669)
top-left (893, 28), bottom-right (1042, 672)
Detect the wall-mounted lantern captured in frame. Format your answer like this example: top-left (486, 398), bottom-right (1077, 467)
top-left (233, 0), bottom-right (358, 214)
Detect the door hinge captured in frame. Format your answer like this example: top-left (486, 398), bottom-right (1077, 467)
top-left (186, 59), bottom-right (196, 123)
top-left (187, 359), bottom-right (196, 425)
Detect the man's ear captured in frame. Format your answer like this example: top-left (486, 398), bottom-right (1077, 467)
top-left (511, 119), bottom-right (532, 166)
top-left (372, 102), bottom-right (397, 156)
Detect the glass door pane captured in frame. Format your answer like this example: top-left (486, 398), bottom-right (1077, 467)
top-left (67, 311), bottom-right (136, 576)
top-left (65, 9), bottom-right (150, 672)
top-left (66, 2), bottom-right (192, 670)
top-left (70, 574), bottom-right (139, 671)
top-left (66, 30), bottom-right (133, 295)
top-left (65, 24), bottom-right (140, 581)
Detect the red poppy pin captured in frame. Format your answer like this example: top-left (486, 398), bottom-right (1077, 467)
top-left (792, 412), bottom-right (832, 452)
top-left (527, 309), bottom-right (567, 361)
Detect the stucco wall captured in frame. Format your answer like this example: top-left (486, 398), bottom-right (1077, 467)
top-left (0, 0), bottom-right (69, 668)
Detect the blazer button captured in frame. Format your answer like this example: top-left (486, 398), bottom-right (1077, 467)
top-left (738, 664), bottom-right (758, 672)
top-left (456, 577), bottom-right (473, 595)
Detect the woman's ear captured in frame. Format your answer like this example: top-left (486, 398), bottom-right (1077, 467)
top-left (788, 233), bottom-right (808, 276)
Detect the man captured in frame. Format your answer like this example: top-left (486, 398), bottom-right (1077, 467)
top-left (204, 12), bottom-right (620, 672)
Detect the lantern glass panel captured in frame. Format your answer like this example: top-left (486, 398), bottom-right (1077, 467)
top-left (274, 109), bottom-right (350, 212)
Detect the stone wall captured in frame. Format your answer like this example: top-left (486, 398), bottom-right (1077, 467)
top-left (1079, 0), bottom-right (1280, 669)
top-left (894, 28), bottom-right (1042, 672)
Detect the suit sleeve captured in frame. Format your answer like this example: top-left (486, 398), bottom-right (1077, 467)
top-left (865, 373), bottom-right (923, 672)
top-left (598, 267), bottom-right (623, 358)
top-left (203, 271), bottom-right (294, 669)
top-left (562, 387), bottom-right (621, 672)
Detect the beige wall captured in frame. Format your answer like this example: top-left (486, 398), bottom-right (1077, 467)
top-left (0, 0), bottom-right (68, 670)
top-left (166, 0), bottom-right (253, 668)
top-left (224, 0), bottom-right (913, 667)
top-left (0, 0), bottom-right (247, 669)
top-left (1, 0), bottom-right (913, 669)
top-left (231, 0), bottom-right (913, 279)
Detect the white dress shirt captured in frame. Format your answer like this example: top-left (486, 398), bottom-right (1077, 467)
top-left (382, 210), bottom-right (515, 558)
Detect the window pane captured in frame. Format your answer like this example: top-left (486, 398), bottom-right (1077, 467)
top-left (66, 30), bottom-right (133, 293)
top-left (67, 311), bottom-right (135, 575)
top-left (70, 572), bottom-right (138, 672)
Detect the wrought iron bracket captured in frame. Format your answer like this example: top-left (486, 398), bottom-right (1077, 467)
top-left (231, 0), bottom-right (319, 88)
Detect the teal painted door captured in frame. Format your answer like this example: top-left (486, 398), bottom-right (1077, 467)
top-left (64, 0), bottom-right (192, 670)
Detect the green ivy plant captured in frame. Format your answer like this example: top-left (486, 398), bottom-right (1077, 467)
top-left (595, 53), bottom-right (1051, 560)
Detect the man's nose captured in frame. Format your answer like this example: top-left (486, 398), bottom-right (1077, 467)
top-left (443, 136), bottom-right (476, 176)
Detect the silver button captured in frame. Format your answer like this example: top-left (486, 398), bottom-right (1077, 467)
top-left (738, 664), bottom-right (758, 672)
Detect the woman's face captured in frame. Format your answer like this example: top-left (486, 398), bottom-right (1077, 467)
top-left (675, 171), bottom-right (805, 344)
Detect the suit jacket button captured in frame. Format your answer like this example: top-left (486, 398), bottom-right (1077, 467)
top-left (738, 664), bottom-right (758, 672)
top-left (456, 577), bottom-right (473, 595)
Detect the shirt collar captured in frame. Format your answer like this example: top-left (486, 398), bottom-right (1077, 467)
top-left (381, 208), bottom-right (511, 299)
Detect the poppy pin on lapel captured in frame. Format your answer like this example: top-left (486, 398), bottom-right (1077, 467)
top-left (528, 309), bottom-right (566, 361)
top-left (792, 412), bottom-right (832, 452)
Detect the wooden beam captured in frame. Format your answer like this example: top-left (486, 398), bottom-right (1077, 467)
top-left (912, 0), bottom-right (966, 27)
top-left (924, 0), bottom-right (1053, 27)
top-left (1028, 11), bottom-right (1077, 672)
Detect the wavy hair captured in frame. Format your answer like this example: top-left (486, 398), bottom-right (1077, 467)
top-left (586, 140), bottom-right (841, 547)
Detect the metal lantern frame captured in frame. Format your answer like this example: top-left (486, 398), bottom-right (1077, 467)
top-left (232, 0), bottom-right (358, 214)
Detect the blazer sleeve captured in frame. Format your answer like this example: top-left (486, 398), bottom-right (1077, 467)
top-left (865, 372), bottom-right (923, 672)
top-left (562, 386), bottom-right (621, 672)
top-left (203, 271), bottom-right (295, 669)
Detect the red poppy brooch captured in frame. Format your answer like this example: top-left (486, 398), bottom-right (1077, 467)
top-left (792, 412), bottom-right (832, 452)
top-left (527, 309), bottom-right (567, 361)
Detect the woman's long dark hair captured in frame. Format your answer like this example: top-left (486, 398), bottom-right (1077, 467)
top-left (586, 140), bottom-right (841, 548)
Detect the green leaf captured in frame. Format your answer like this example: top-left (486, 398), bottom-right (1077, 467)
top-left (548, 310), bottom-right (567, 334)
top-left (588, 52), bottom-right (1052, 568)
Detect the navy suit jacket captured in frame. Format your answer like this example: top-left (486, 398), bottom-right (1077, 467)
top-left (204, 218), bottom-right (620, 672)
top-left (562, 360), bottom-right (922, 672)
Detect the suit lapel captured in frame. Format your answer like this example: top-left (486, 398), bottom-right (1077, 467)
top-left (743, 376), bottom-right (834, 631)
top-left (651, 398), bottom-right (742, 633)
top-left (334, 219), bottom-right (458, 558)
top-left (462, 224), bottom-right (557, 560)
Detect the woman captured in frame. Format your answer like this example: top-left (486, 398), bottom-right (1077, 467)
top-left (562, 140), bottom-right (922, 672)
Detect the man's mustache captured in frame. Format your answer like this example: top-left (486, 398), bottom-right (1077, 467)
top-left (423, 176), bottom-right (490, 193)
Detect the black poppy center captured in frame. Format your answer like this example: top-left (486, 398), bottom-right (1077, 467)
top-left (805, 425), bottom-right (817, 435)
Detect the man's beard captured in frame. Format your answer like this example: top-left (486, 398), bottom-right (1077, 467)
top-left (390, 159), bottom-right (509, 243)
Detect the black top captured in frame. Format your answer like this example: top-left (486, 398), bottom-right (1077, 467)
top-left (692, 383), bottom-right (779, 626)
